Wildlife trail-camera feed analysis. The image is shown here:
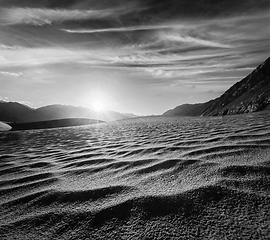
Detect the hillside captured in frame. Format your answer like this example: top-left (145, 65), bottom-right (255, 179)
top-left (36, 105), bottom-right (131, 122)
top-left (163, 102), bottom-right (213, 116)
top-left (0, 102), bottom-right (45, 122)
top-left (202, 57), bottom-right (270, 116)
top-left (0, 103), bottom-right (136, 123)
top-left (163, 57), bottom-right (270, 116)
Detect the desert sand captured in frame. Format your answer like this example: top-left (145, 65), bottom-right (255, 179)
top-left (0, 122), bottom-right (11, 131)
top-left (0, 112), bottom-right (270, 239)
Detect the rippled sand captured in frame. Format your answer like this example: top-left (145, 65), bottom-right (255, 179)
top-left (1, 112), bottom-right (270, 239)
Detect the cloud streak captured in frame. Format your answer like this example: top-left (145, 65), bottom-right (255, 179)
top-left (158, 33), bottom-right (232, 49)
top-left (0, 71), bottom-right (22, 77)
top-left (62, 25), bottom-right (172, 34)
top-left (0, 7), bottom-right (131, 26)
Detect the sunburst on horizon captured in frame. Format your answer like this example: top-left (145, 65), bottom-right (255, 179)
top-left (91, 99), bottom-right (106, 113)
top-left (81, 89), bottom-right (109, 113)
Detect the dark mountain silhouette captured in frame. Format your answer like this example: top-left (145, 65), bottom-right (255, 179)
top-left (36, 105), bottom-right (98, 120)
top-left (0, 102), bottom-right (45, 123)
top-left (163, 102), bottom-right (213, 117)
top-left (163, 57), bottom-right (270, 116)
top-left (0, 103), bottom-right (136, 123)
top-left (36, 105), bottom-right (134, 122)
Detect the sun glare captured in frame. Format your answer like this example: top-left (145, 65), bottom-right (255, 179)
top-left (81, 89), bottom-right (110, 112)
top-left (92, 100), bottom-right (105, 112)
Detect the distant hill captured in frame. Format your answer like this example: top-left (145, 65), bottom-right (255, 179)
top-left (35, 105), bottom-right (135, 122)
top-left (0, 102), bottom-right (45, 122)
top-left (163, 102), bottom-right (213, 117)
top-left (121, 113), bottom-right (139, 118)
top-left (163, 57), bottom-right (270, 116)
top-left (0, 103), bottom-right (137, 123)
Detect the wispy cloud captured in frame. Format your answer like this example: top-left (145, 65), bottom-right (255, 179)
top-left (0, 71), bottom-right (22, 77)
top-left (158, 32), bottom-right (232, 49)
top-left (0, 0), bottom-right (269, 114)
top-left (0, 44), bottom-right (22, 50)
top-left (0, 7), bottom-right (127, 26)
top-left (62, 25), bottom-right (173, 34)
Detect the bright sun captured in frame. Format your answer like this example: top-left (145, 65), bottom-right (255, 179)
top-left (92, 100), bottom-right (105, 112)
top-left (81, 89), bottom-right (109, 112)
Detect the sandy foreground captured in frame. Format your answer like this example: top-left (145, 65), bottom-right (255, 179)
top-left (0, 112), bottom-right (270, 239)
top-left (0, 122), bottom-right (11, 131)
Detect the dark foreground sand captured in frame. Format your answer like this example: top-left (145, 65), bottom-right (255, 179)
top-left (0, 112), bottom-right (270, 239)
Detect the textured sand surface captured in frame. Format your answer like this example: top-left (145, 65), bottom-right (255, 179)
top-left (0, 122), bottom-right (11, 131)
top-left (1, 112), bottom-right (270, 239)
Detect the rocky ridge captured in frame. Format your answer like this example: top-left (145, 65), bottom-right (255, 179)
top-left (163, 57), bottom-right (270, 116)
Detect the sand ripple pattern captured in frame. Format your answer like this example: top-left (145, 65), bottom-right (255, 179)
top-left (1, 111), bottom-right (270, 239)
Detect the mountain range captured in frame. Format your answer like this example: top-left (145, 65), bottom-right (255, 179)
top-left (1, 57), bottom-right (270, 124)
top-left (163, 57), bottom-right (270, 116)
top-left (0, 103), bottom-right (137, 123)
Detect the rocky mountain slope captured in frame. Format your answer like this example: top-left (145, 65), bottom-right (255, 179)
top-left (163, 102), bottom-right (213, 117)
top-left (163, 57), bottom-right (270, 116)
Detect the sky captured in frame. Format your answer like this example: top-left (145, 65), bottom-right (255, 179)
top-left (0, 0), bottom-right (269, 115)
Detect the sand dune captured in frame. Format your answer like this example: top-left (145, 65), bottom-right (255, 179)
top-left (1, 112), bottom-right (270, 239)
top-left (0, 122), bottom-right (11, 131)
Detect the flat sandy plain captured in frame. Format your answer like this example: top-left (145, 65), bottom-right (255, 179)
top-left (0, 111), bottom-right (270, 239)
